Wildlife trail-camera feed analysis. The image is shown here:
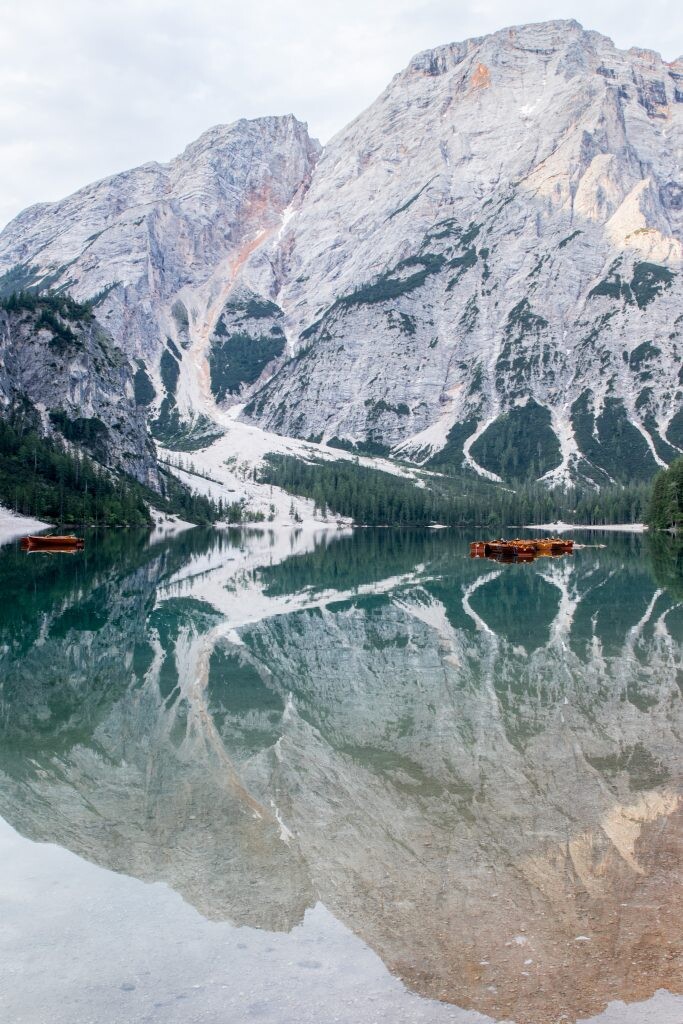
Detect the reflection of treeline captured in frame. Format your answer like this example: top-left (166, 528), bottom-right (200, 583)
top-left (0, 531), bottom-right (163, 754)
top-left (0, 527), bottom-right (248, 757)
top-left (646, 533), bottom-right (683, 600)
top-left (257, 528), bottom-right (474, 597)
top-left (0, 530), bottom-right (145, 660)
top-left (261, 454), bottom-right (651, 528)
top-left (256, 530), bottom-right (670, 622)
top-left (0, 527), bottom-right (229, 663)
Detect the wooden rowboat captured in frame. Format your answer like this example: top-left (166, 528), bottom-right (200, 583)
top-left (470, 537), bottom-right (573, 561)
top-left (21, 534), bottom-right (84, 551)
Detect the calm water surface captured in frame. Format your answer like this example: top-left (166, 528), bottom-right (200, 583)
top-left (0, 527), bottom-right (681, 1024)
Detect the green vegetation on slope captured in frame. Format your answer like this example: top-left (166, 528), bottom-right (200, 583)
top-left (0, 417), bottom-right (151, 526)
top-left (209, 332), bottom-right (285, 402)
top-left (261, 455), bottom-right (459, 526)
top-left (153, 468), bottom-right (238, 525)
top-left (0, 416), bottom-right (233, 527)
top-left (571, 394), bottom-right (659, 483)
top-left (133, 363), bottom-right (156, 406)
top-left (334, 253), bottom-right (447, 310)
top-left (1, 288), bottom-right (94, 324)
top-left (48, 410), bottom-right (109, 461)
top-left (470, 401), bottom-right (562, 482)
top-left (425, 419), bottom-right (479, 473)
top-left (647, 457), bottom-right (683, 532)
top-left (588, 261), bottom-right (675, 309)
top-left (260, 454), bottom-right (650, 528)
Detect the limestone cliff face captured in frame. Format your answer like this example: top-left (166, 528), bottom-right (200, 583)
top-left (248, 20), bottom-right (683, 482)
top-left (0, 21), bottom-right (681, 484)
top-left (0, 116), bottom-right (320, 445)
top-left (0, 297), bottom-right (157, 484)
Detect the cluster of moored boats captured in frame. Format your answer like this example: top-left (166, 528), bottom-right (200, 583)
top-left (470, 537), bottom-right (574, 562)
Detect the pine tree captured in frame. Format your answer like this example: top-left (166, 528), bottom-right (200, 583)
top-left (647, 458), bottom-right (683, 532)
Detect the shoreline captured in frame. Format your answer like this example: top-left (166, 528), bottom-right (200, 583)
top-left (524, 521), bottom-right (646, 534)
top-left (0, 507), bottom-right (652, 544)
top-left (0, 507), bottom-right (50, 547)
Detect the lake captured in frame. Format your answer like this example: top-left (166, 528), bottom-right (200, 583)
top-left (0, 526), bottom-right (681, 1024)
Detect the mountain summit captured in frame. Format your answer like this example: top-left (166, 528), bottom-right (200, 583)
top-left (1, 21), bottom-right (681, 486)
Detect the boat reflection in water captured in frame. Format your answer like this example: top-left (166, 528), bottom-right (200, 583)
top-left (0, 527), bottom-right (680, 1024)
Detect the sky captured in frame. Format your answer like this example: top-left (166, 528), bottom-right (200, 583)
top-left (1, 0), bottom-right (682, 229)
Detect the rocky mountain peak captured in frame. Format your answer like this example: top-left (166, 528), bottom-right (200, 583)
top-left (0, 113), bottom-right (321, 448)
top-left (406, 18), bottom-right (587, 74)
top-left (246, 21), bottom-right (682, 482)
top-left (0, 21), bottom-right (680, 487)
top-left (174, 114), bottom-right (320, 174)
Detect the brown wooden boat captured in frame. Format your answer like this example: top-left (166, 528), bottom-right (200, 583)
top-left (470, 537), bottom-right (573, 561)
top-left (21, 534), bottom-right (84, 551)
top-left (534, 537), bottom-right (574, 555)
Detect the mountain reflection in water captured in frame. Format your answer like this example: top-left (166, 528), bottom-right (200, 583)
top-left (0, 527), bottom-right (681, 1024)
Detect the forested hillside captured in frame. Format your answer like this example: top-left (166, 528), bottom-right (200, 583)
top-left (648, 458), bottom-right (683, 532)
top-left (261, 455), bottom-right (651, 528)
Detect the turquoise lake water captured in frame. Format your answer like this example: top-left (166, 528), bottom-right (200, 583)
top-left (0, 527), bottom-right (681, 1024)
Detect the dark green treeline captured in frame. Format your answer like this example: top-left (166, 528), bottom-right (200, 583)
top-left (261, 454), bottom-right (650, 528)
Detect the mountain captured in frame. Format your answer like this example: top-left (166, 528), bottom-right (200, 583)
top-left (0, 20), bottom-right (681, 487)
top-left (0, 115), bottom-right (320, 450)
top-left (0, 292), bottom-right (157, 485)
top-left (249, 20), bottom-right (683, 484)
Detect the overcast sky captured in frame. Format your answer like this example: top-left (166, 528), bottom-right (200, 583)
top-left (1, 0), bottom-right (681, 229)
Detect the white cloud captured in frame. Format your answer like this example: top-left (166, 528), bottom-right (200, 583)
top-left (0, 0), bottom-right (681, 228)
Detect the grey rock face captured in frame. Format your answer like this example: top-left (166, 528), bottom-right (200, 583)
top-left (0, 298), bottom-right (157, 484)
top-left (249, 20), bottom-right (682, 482)
top-left (0, 22), bottom-right (681, 484)
top-left (0, 116), bottom-right (320, 435)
